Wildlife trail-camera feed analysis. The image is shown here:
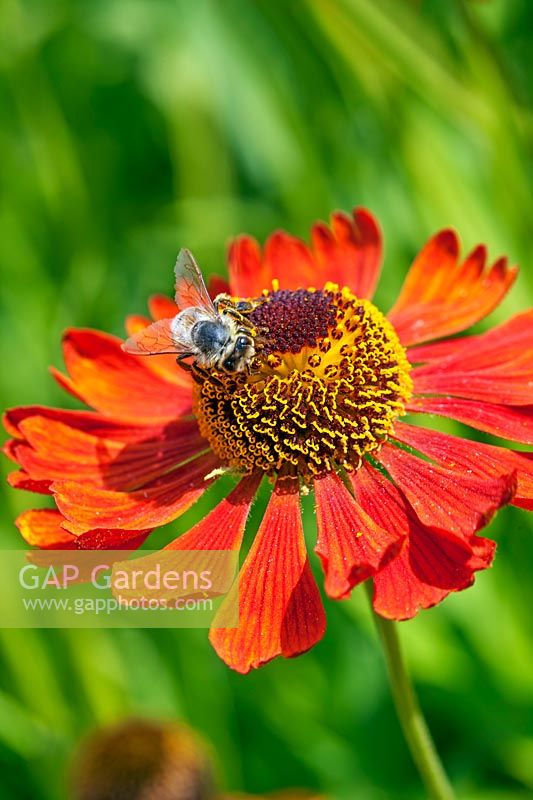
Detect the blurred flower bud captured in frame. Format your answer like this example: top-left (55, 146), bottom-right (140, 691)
top-left (223, 792), bottom-right (325, 799)
top-left (70, 717), bottom-right (214, 800)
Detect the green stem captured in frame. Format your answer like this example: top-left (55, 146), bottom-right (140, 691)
top-left (366, 583), bottom-right (456, 800)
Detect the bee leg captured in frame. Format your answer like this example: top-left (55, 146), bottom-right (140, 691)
top-left (234, 300), bottom-right (255, 313)
top-left (235, 317), bottom-right (258, 336)
top-left (191, 363), bottom-right (225, 387)
top-left (213, 293), bottom-right (232, 310)
top-left (190, 365), bottom-right (206, 385)
top-left (175, 354), bottom-right (194, 374)
top-left (191, 370), bottom-right (205, 386)
top-left (236, 296), bottom-right (267, 314)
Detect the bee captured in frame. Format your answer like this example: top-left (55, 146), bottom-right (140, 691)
top-left (122, 249), bottom-right (261, 374)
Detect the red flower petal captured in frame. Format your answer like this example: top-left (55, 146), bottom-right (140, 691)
top-left (52, 452), bottom-right (219, 533)
top-left (8, 470), bottom-right (51, 494)
top-left (207, 275), bottom-right (231, 299)
top-left (11, 415), bottom-right (205, 491)
top-left (392, 229), bottom-right (460, 308)
top-left (228, 208), bottom-right (382, 299)
top-left (388, 231), bottom-right (517, 346)
top-left (313, 471), bottom-right (402, 599)
top-left (406, 396), bottom-right (533, 444)
top-left (264, 232), bottom-right (316, 290)
top-left (165, 472), bottom-right (262, 550)
top-left (406, 304), bottom-right (531, 365)
top-left (124, 309), bottom-right (192, 389)
top-left (411, 311), bottom-right (533, 405)
top-left (410, 310), bottom-right (533, 366)
top-left (158, 474), bottom-right (262, 601)
top-left (351, 463), bottom-right (495, 619)
top-left (228, 236), bottom-right (270, 297)
top-left (56, 329), bottom-right (192, 423)
top-left (16, 509), bottom-right (77, 548)
top-left (370, 528), bottom-right (495, 621)
top-left (4, 406), bottom-right (169, 442)
top-left (143, 356), bottom-right (193, 389)
top-left (148, 295), bottom-right (178, 320)
top-left (16, 508), bottom-right (151, 551)
top-left (3, 439), bottom-right (19, 463)
top-left (408, 336), bottom-right (474, 364)
top-left (230, 231), bottom-right (316, 295)
top-left (311, 208), bottom-right (382, 298)
top-left (75, 528), bottom-right (151, 550)
top-left (378, 443), bottom-right (516, 537)
top-left (209, 477), bottom-right (326, 674)
top-left (125, 314), bottom-right (151, 335)
top-left (393, 422), bottom-right (533, 511)
top-left (49, 367), bottom-right (86, 405)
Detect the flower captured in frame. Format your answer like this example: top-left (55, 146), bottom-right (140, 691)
top-left (69, 717), bottom-right (324, 800)
top-left (4, 208), bottom-right (533, 673)
top-left (223, 794), bottom-right (325, 800)
top-left (70, 718), bottom-right (213, 800)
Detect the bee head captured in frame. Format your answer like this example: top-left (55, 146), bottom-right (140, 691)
top-left (221, 334), bottom-right (254, 372)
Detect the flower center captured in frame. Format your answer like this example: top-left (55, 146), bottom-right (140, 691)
top-left (193, 283), bottom-right (412, 480)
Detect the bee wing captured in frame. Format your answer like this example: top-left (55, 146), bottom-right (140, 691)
top-left (174, 249), bottom-right (218, 319)
top-left (122, 318), bottom-right (192, 357)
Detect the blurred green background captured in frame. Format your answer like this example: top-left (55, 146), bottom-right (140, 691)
top-left (1, 0), bottom-right (532, 798)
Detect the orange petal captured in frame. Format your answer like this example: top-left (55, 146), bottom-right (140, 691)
top-left (229, 230), bottom-right (316, 295)
top-left (166, 472), bottom-right (262, 550)
top-left (312, 207), bottom-right (382, 298)
top-left (124, 315), bottom-right (151, 336)
top-left (264, 232), bottom-right (316, 291)
top-left (4, 406), bottom-right (170, 441)
top-left (371, 525), bottom-right (495, 621)
top-left (74, 528), bottom-right (151, 550)
top-left (209, 477), bottom-right (326, 673)
top-left (52, 452), bottom-right (219, 533)
top-left (411, 310), bottom-right (533, 404)
top-left (3, 439), bottom-right (19, 463)
top-left (58, 329), bottom-right (192, 423)
top-left (409, 310), bottom-right (533, 364)
top-left (408, 334), bottom-right (478, 364)
top-left (406, 396), bottom-right (533, 444)
top-left (16, 509), bottom-right (77, 548)
top-left (148, 294), bottom-right (179, 320)
top-left (15, 508), bottom-right (151, 551)
top-left (388, 231), bottom-right (517, 346)
top-left (393, 422), bottom-right (533, 511)
top-left (228, 207), bottom-right (382, 298)
top-left (314, 471), bottom-right (402, 599)
top-left (13, 415), bottom-right (205, 491)
top-left (351, 463), bottom-right (495, 620)
top-left (378, 443), bottom-right (516, 537)
top-left (160, 474), bottom-right (262, 602)
top-left (228, 235), bottom-right (268, 297)
top-left (392, 229), bottom-right (459, 309)
top-left (8, 470), bottom-right (51, 494)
